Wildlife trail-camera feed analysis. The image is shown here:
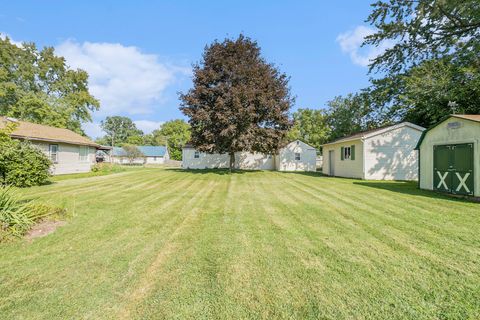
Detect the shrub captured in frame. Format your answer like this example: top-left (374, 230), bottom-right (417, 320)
top-left (0, 186), bottom-right (66, 241)
top-left (0, 131), bottom-right (51, 187)
top-left (91, 163), bottom-right (124, 173)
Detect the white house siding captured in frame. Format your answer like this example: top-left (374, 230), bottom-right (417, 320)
top-left (145, 156), bottom-right (166, 164)
top-left (34, 142), bottom-right (96, 175)
top-left (419, 118), bottom-right (480, 196)
top-left (182, 140), bottom-right (316, 171)
top-left (363, 126), bottom-right (422, 180)
top-left (322, 140), bottom-right (364, 179)
top-left (276, 141), bottom-right (317, 172)
top-left (235, 152), bottom-right (275, 170)
top-left (182, 148), bottom-right (229, 169)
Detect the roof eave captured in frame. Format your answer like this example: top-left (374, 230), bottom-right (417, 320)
top-left (11, 135), bottom-right (100, 148)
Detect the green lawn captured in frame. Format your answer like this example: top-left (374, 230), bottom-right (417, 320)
top-left (1, 168), bottom-right (479, 319)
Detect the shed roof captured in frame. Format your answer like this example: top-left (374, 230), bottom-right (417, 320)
top-left (0, 116), bottom-right (100, 147)
top-left (322, 122), bottom-right (425, 146)
top-left (415, 114), bottom-right (480, 149)
top-left (112, 146), bottom-right (167, 157)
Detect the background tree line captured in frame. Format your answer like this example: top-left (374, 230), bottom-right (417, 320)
top-left (2, 0), bottom-right (478, 163)
top-left (291, 0), bottom-right (480, 153)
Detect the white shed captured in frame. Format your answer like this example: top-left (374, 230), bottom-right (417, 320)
top-left (182, 140), bottom-right (317, 172)
top-left (275, 140), bottom-right (317, 171)
top-left (322, 122), bottom-right (425, 180)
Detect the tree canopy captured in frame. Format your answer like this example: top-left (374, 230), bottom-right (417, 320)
top-left (287, 109), bottom-right (330, 152)
top-left (357, 0), bottom-right (480, 128)
top-left (365, 0), bottom-right (480, 74)
top-left (151, 119), bottom-right (190, 161)
top-left (180, 35), bottom-right (293, 170)
top-left (99, 116), bottom-right (143, 146)
top-left (0, 36), bottom-right (99, 134)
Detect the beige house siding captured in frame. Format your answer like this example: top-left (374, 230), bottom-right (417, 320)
top-left (34, 142), bottom-right (96, 175)
top-left (322, 140), bottom-right (364, 179)
top-left (363, 126), bottom-right (422, 180)
top-left (419, 117), bottom-right (480, 196)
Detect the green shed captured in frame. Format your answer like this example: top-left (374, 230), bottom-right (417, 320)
top-left (416, 115), bottom-right (480, 197)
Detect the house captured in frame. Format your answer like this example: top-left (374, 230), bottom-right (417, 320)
top-left (416, 114), bottom-right (480, 197)
top-left (322, 122), bottom-right (425, 180)
top-left (182, 140), bottom-right (317, 171)
top-left (0, 116), bottom-right (106, 175)
top-left (111, 146), bottom-right (169, 165)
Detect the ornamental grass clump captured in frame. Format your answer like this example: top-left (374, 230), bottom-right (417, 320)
top-left (0, 186), bottom-right (66, 241)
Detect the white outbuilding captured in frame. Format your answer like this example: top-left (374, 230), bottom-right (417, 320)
top-left (321, 122), bottom-right (425, 180)
top-left (182, 140), bottom-right (317, 172)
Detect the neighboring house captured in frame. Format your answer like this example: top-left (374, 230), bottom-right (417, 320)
top-left (322, 122), bottom-right (425, 180)
top-left (0, 116), bottom-right (106, 175)
top-left (416, 114), bottom-right (480, 197)
top-left (182, 140), bottom-right (317, 172)
top-left (111, 146), bottom-right (169, 164)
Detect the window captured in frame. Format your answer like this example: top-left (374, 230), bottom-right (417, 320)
top-left (154, 156), bottom-right (157, 161)
top-left (49, 144), bottom-right (58, 163)
top-left (295, 153), bottom-right (301, 161)
top-left (341, 145), bottom-right (355, 161)
top-left (194, 151), bottom-right (200, 159)
top-left (79, 146), bottom-right (89, 162)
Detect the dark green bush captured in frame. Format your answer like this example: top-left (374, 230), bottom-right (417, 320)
top-left (0, 138), bottom-right (52, 187)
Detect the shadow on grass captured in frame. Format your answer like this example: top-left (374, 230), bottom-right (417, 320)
top-left (353, 181), bottom-right (478, 203)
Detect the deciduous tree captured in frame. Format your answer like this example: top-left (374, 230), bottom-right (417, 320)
top-left (100, 116), bottom-right (143, 146)
top-left (287, 109), bottom-right (330, 153)
top-left (152, 119), bottom-right (190, 161)
top-left (180, 35), bottom-right (293, 170)
top-left (0, 37), bottom-right (99, 134)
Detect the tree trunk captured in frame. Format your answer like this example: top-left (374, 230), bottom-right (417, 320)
top-left (229, 152), bottom-right (235, 173)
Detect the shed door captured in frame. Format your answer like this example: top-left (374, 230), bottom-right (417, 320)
top-left (329, 150), bottom-right (335, 176)
top-left (433, 143), bottom-right (474, 195)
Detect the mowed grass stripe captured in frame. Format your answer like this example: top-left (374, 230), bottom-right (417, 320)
top-left (1, 169), bottom-right (479, 319)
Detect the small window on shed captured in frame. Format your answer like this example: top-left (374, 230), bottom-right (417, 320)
top-left (343, 147), bottom-right (351, 160)
top-left (295, 153), bottom-right (301, 161)
top-left (194, 151), bottom-right (200, 159)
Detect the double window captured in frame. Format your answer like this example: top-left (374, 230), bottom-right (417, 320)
top-left (49, 144), bottom-right (58, 163)
top-left (341, 145), bottom-right (355, 161)
top-left (79, 146), bottom-right (89, 162)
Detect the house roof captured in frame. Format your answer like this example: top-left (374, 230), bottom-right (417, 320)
top-left (112, 146), bottom-right (167, 157)
top-left (322, 122), bottom-right (425, 146)
top-left (415, 114), bottom-right (480, 150)
top-left (0, 116), bottom-right (100, 147)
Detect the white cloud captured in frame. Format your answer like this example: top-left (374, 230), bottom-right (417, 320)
top-left (336, 26), bottom-right (394, 67)
top-left (0, 32), bottom-right (22, 47)
top-left (134, 120), bottom-right (164, 134)
top-left (55, 40), bottom-right (189, 116)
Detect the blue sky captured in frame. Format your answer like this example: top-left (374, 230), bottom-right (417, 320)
top-left (0, 1), bottom-right (384, 138)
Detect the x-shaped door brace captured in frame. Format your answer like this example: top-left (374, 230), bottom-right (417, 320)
top-left (436, 171), bottom-right (449, 189)
top-left (455, 172), bottom-right (471, 193)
